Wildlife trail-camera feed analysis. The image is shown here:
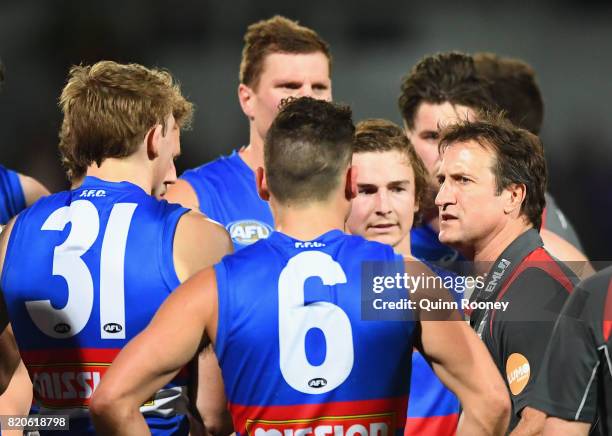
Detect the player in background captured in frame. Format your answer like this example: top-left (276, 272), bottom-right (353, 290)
top-left (435, 113), bottom-right (577, 434)
top-left (345, 118), bottom-right (460, 436)
top-left (473, 52), bottom-right (589, 271)
top-left (91, 97), bottom-right (510, 436)
top-left (0, 61), bottom-right (232, 435)
top-left (399, 51), bottom-right (589, 272)
top-left (164, 15), bottom-right (332, 251)
top-left (531, 265), bottom-right (612, 436)
top-left (0, 57), bottom-right (49, 224)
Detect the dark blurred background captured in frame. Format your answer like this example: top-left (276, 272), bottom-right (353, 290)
top-left (0, 0), bottom-right (610, 259)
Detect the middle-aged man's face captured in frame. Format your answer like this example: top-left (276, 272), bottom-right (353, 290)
top-left (346, 150), bottom-right (418, 253)
top-left (435, 140), bottom-right (508, 249)
top-left (405, 101), bottom-right (475, 180)
top-left (246, 51), bottom-right (332, 144)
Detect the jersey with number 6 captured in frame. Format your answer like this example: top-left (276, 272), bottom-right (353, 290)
top-left (215, 230), bottom-right (416, 436)
top-left (1, 176), bottom-right (190, 436)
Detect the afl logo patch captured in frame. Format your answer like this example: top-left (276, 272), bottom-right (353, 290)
top-left (308, 378), bottom-right (327, 388)
top-left (54, 323), bottom-right (71, 334)
top-left (227, 220), bottom-right (272, 245)
top-left (103, 323), bottom-right (123, 334)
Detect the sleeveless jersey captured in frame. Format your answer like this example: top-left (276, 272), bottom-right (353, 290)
top-left (181, 150), bottom-right (273, 251)
top-left (0, 164), bottom-right (26, 224)
top-left (214, 230), bottom-right (415, 436)
top-left (1, 176), bottom-right (190, 435)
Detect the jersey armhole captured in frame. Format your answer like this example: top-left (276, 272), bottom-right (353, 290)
top-left (6, 169), bottom-right (26, 216)
top-left (213, 261), bottom-right (229, 364)
top-left (180, 169), bottom-right (213, 217)
top-left (158, 206), bottom-right (190, 291)
top-left (1, 213), bottom-right (23, 290)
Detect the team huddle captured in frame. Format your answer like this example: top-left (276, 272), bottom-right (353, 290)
top-left (0, 15), bottom-right (610, 436)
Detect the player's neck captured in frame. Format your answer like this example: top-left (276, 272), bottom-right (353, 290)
top-left (473, 219), bottom-right (533, 264)
top-left (273, 202), bottom-right (346, 242)
top-left (85, 156), bottom-right (153, 194)
top-left (239, 134), bottom-right (264, 172)
top-left (394, 234), bottom-right (412, 258)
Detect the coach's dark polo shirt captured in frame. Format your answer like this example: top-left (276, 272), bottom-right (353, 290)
top-left (530, 266), bottom-right (612, 436)
top-left (469, 228), bottom-right (577, 430)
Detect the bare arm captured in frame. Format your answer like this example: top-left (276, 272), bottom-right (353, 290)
top-left (90, 267), bottom-right (219, 436)
top-left (192, 347), bottom-right (234, 436)
top-left (164, 179), bottom-right (200, 210)
top-left (418, 319), bottom-right (510, 435)
top-left (543, 417), bottom-right (589, 436)
top-left (17, 173), bottom-right (49, 206)
top-left (0, 218), bottom-right (21, 394)
top-left (173, 211), bottom-right (232, 282)
top-left (0, 358), bottom-right (32, 414)
top-left (540, 229), bottom-right (593, 279)
top-left (509, 406), bottom-right (546, 436)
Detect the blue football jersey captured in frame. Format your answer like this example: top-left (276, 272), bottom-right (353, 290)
top-left (0, 164), bottom-right (26, 224)
top-left (180, 150), bottom-right (273, 251)
top-left (1, 177), bottom-right (190, 436)
top-left (410, 224), bottom-right (463, 267)
top-left (214, 230), bottom-right (416, 436)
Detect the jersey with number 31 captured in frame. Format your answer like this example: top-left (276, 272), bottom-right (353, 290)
top-left (1, 176), bottom-right (190, 436)
top-left (215, 230), bottom-right (416, 436)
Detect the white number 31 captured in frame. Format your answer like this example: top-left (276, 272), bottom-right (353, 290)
top-left (25, 200), bottom-right (137, 340)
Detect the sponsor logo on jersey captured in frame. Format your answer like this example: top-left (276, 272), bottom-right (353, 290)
top-left (31, 366), bottom-right (105, 407)
top-left (506, 353), bottom-right (530, 395)
top-left (79, 189), bottom-right (106, 198)
top-left (227, 220), bottom-right (272, 245)
top-left (485, 258), bottom-right (511, 293)
top-left (247, 413), bottom-right (393, 436)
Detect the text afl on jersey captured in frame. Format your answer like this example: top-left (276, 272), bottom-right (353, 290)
top-left (227, 220), bottom-right (272, 245)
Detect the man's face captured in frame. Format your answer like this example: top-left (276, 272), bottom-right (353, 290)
top-left (152, 114), bottom-right (181, 198)
top-left (435, 141), bottom-right (507, 249)
top-left (346, 150), bottom-right (418, 252)
top-left (405, 102), bottom-right (475, 179)
top-left (246, 51), bottom-right (332, 143)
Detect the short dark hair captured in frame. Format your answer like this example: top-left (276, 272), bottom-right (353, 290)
top-left (439, 112), bottom-right (547, 229)
top-left (354, 118), bottom-right (429, 222)
top-left (474, 52), bottom-right (544, 135)
top-left (240, 16), bottom-right (332, 90)
top-left (399, 52), bottom-right (496, 130)
top-left (265, 97), bottom-right (354, 205)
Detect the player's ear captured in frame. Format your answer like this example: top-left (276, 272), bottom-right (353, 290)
top-left (146, 124), bottom-right (163, 160)
top-left (256, 167), bottom-right (270, 201)
top-left (238, 84), bottom-right (255, 120)
top-left (345, 165), bottom-right (358, 200)
top-left (503, 183), bottom-right (526, 215)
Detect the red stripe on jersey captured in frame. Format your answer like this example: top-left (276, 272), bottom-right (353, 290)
top-left (21, 348), bottom-right (121, 365)
top-left (603, 278), bottom-right (612, 341)
top-left (229, 396), bottom-right (408, 435)
top-left (490, 247), bottom-right (574, 336)
top-left (404, 414), bottom-right (458, 436)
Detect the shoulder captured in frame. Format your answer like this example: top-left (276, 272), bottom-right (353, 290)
top-left (17, 173), bottom-right (50, 206)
